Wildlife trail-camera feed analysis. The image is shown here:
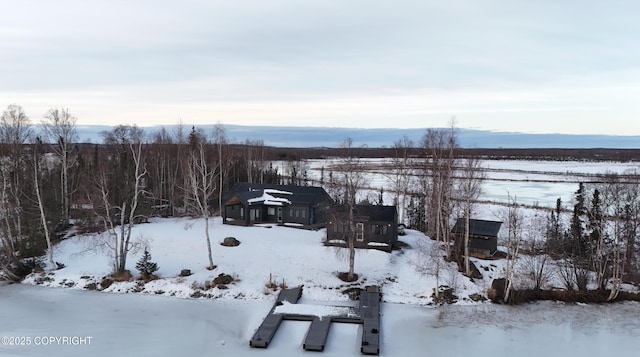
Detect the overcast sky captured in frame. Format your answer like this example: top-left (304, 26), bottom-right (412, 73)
top-left (2, 0), bottom-right (640, 135)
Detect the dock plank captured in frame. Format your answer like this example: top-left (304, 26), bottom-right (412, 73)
top-left (360, 287), bottom-right (381, 355)
top-left (276, 286), bottom-right (303, 304)
top-left (249, 313), bottom-right (284, 348)
top-left (303, 317), bottom-right (332, 351)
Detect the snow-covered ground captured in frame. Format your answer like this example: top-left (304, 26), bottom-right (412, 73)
top-left (2, 284), bottom-right (638, 357)
top-left (22, 217), bottom-right (485, 305)
top-left (297, 158), bottom-right (640, 208)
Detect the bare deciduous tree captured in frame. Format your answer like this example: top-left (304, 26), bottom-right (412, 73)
top-left (421, 124), bottom-right (458, 259)
top-left (598, 174), bottom-right (632, 300)
top-left (93, 126), bottom-right (147, 275)
top-left (185, 127), bottom-right (217, 270)
top-left (518, 213), bottom-right (552, 290)
top-left (411, 237), bottom-right (444, 300)
top-left (0, 104), bottom-right (32, 279)
top-left (385, 135), bottom-right (414, 225)
top-left (334, 138), bottom-right (370, 281)
top-left (455, 155), bottom-right (485, 275)
top-left (213, 123), bottom-right (229, 215)
top-left (41, 107), bottom-right (78, 226)
top-left (31, 138), bottom-right (55, 266)
top-left (503, 193), bottom-right (522, 303)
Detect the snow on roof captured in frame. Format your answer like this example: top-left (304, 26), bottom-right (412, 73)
top-left (247, 192), bottom-right (291, 206)
top-left (261, 188), bottom-right (293, 195)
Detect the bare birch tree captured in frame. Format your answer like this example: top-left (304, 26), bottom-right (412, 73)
top-left (31, 138), bottom-right (55, 266)
top-left (185, 128), bottom-right (217, 270)
top-left (0, 104), bottom-right (32, 279)
top-left (41, 107), bottom-right (78, 226)
top-left (421, 124), bottom-right (458, 259)
top-left (455, 155), bottom-right (485, 275)
top-left (519, 212), bottom-right (552, 290)
top-left (411, 237), bottom-right (444, 300)
top-left (503, 193), bottom-right (522, 303)
top-left (334, 138), bottom-right (370, 281)
top-left (94, 126), bottom-right (147, 275)
top-left (213, 123), bottom-right (228, 215)
top-left (598, 174), bottom-right (631, 300)
top-left (385, 136), bottom-right (414, 225)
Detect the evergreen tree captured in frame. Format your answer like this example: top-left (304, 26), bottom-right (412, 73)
top-left (545, 197), bottom-right (564, 255)
top-left (407, 195), bottom-right (427, 233)
top-left (588, 188), bottom-right (603, 246)
top-left (136, 249), bottom-right (159, 279)
top-left (569, 183), bottom-right (589, 258)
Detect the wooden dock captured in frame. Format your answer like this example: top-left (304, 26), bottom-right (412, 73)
top-left (249, 285), bottom-right (381, 355)
top-left (360, 286), bottom-right (381, 355)
top-left (249, 286), bottom-right (302, 348)
top-left (303, 317), bottom-right (332, 351)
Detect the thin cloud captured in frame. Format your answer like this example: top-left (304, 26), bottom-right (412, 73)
top-left (1, 0), bottom-right (640, 135)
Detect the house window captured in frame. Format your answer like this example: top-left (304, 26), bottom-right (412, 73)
top-left (301, 210), bottom-right (305, 218)
top-left (356, 222), bottom-right (364, 242)
top-left (268, 207), bottom-right (275, 216)
top-left (295, 209), bottom-right (300, 218)
top-left (289, 208), bottom-right (294, 217)
top-left (372, 224), bottom-right (388, 235)
top-left (240, 207), bottom-right (244, 218)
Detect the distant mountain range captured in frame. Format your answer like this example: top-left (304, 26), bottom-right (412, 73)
top-left (74, 124), bottom-right (640, 149)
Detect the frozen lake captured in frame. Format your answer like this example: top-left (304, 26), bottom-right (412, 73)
top-left (280, 158), bottom-right (640, 209)
top-left (1, 284), bottom-right (638, 357)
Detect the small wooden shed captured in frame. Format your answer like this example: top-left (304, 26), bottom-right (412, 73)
top-left (451, 218), bottom-right (502, 258)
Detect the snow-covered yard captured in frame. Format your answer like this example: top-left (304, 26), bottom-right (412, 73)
top-left (22, 216), bottom-right (483, 305)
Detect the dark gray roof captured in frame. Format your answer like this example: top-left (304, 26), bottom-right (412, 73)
top-left (223, 183), bottom-right (333, 207)
top-left (452, 218), bottom-right (502, 238)
top-left (331, 204), bottom-right (397, 222)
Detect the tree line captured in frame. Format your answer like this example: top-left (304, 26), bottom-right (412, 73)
top-left (0, 104), bottom-right (284, 280)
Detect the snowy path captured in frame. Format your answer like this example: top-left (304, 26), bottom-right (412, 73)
top-left (1, 285), bottom-right (639, 357)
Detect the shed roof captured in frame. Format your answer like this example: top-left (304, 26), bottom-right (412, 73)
top-left (330, 204), bottom-right (397, 222)
top-left (451, 218), bottom-right (502, 238)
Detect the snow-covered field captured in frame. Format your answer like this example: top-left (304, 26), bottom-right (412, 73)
top-left (299, 158), bottom-right (640, 208)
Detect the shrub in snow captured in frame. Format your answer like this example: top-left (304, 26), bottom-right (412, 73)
top-left (100, 277), bottom-right (113, 289)
top-left (213, 273), bottom-right (234, 287)
top-left (432, 286), bottom-right (458, 304)
top-left (23, 257), bottom-right (46, 273)
top-left (135, 250), bottom-right (159, 280)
